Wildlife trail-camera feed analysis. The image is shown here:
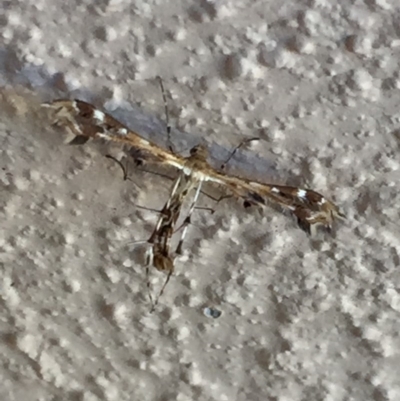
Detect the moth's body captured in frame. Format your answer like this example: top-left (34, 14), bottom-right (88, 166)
top-left (144, 145), bottom-right (209, 309)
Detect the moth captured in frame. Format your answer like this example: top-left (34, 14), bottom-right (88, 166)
top-left (42, 94), bottom-right (344, 311)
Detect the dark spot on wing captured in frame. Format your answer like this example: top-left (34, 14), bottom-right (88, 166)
top-left (75, 100), bottom-right (94, 119)
top-left (249, 191), bottom-right (265, 205)
top-left (68, 135), bottom-right (90, 145)
top-left (296, 217), bottom-right (311, 235)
